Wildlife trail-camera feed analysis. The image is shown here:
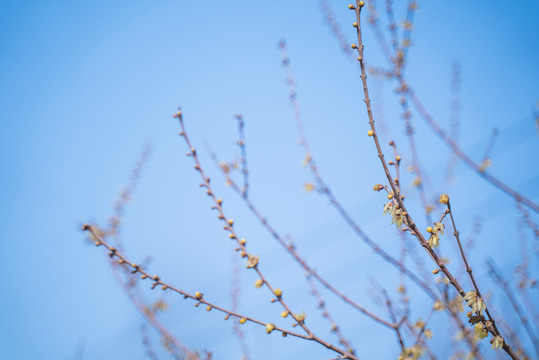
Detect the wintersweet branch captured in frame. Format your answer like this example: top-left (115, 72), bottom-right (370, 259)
top-left (83, 224), bottom-right (350, 352)
top-left (351, 2), bottom-right (520, 358)
top-left (173, 110), bottom-right (359, 360)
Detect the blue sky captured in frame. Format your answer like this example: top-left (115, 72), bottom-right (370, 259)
top-left (1, 1), bottom-right (538, 359)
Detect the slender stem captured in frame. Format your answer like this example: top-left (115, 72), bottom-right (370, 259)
top-left (234, 114), bottom-right (249, 198)
top-left (381, 289), bottom-right (405, 352)
top-left (446, 200), bottom-right (503, 339)
top-left (306, 275), bottom-right (357, 355)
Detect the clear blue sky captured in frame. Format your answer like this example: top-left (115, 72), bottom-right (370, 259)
top-left (1, 1), bottom-right (538, 359)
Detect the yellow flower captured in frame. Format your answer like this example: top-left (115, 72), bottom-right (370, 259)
top-left (265, 323), bottom-right (275, 334)
top-left (302, 154), bottom-right (312, 166)
top-left (479, 158), bottom-right (491, 172)
top-left (474, 323), bottom-right (488, 340)
top-left (433, 300), bottom-right (444, 311)
top-left (303, 183), bottom-right (315, 192)
top-left (428, 234), bottom-right (439, 248)
top-left (293, 312), bottom-right (306, 323)
top-left (464, 290), bottom-right (486, 315)
top-left (491, 335), bottom-right (504, 350)
top-left (246, 254), bottom-right (260, 268)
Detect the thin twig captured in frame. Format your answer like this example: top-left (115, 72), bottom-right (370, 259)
top-left (230, 261), bottom-right (251, 360)
top-left (141, 324), bottom-right (160, 360)
top-left (234, 114), bottom-right (250, 198)
top-left (446, 199), bottom-right (506, 344)
top-left (381, 288), bottom-right (406, 352)
top-left (306, 275), bottom-right (357, 356)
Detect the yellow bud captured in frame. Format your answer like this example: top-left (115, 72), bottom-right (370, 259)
top-left (239, 317), bottom-right (246, 324)
top-left (195, 292), bottom-right (203, 299)
top-left (439, 194), bottom-right (449, 205)
top-left (351, 43), bottom-right (358, 49)
top-left (281, 311), bottom-right (289, 318)
top-left (427, 226), bottom-right (433, 233)
top-left (359, 1), bottom-right (365, 7)
top-left (348, 4), bottom-right (356, 10)
top-left (227, 219), bottom-right (234, 226)
top-left (368, 130), bottom-right (374, 136)
top-left (240, 238), bottom-right (246, 245)
top-left (265, 323), bottom-right (275, 334)
top-left (396, 155), bottom-right (401, 161)
top-left (432, 269), bottom-right (440, 274)
top-left (274, 288), bottom-right (283, 297)
top-left (254, 279), bottom-right (263, 288)
top-left (206, 305), bottom-right (212, 311)
top-left (353, 22), bottom-right (358, 27)
top-left (387, 194), bottom-right (393, 200)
